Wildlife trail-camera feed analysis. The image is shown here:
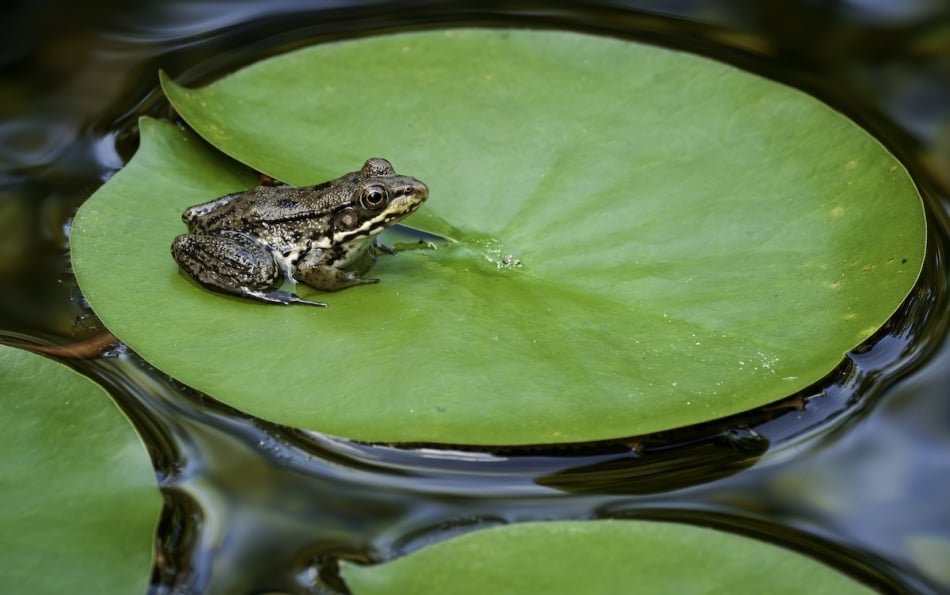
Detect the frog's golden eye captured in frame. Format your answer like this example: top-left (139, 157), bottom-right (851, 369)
top-left (361, 185), bottom-right (389, 210)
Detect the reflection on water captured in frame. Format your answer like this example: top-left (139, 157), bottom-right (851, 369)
top-left (1, 2), bottom-right (949, 594)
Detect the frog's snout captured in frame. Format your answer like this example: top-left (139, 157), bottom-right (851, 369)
top-left (411, 180), bottom-right (429, 201)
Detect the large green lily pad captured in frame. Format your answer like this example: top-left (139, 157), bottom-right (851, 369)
top-left (340, 520), bottom-right (872, 594)
top-left (71, 30), bottom-right (925, 445)
top-left (0, 345), bottom-right (161, 594)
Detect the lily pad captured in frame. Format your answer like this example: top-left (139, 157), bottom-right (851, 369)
top-left (71, 30), bottom-right (925, 445)
top-left (0, 345), bottom-right (161, 594)
top-left (340, 520), bottom-right (872, 594)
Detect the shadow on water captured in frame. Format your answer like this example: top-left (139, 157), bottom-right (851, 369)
top-left (2, 2), bottom-right (949, 594)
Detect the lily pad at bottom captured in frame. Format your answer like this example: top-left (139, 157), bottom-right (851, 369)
top-left (0, 345), bottom-right (161, 595)
top-left (340, 520), bottom-right (871, 595)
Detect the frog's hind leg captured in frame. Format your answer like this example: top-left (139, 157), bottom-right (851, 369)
top-left (181, 191), bottom-right (245, 228)
top-left (171, 231), bottom-right (327, 307)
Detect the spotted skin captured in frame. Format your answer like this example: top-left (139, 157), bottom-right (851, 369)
top-left (171, 158), bottom-right (428, 306)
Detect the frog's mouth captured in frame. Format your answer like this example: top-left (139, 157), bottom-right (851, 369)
top-left (334, 182), bottom-right (428, 243)
top-left (392, 182), bottom-right (428, 214)
top-left (379, 180), bottom-right (428, 222)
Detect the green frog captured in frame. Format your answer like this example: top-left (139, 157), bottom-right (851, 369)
top-left (171, 158), bottom-right (428, 307)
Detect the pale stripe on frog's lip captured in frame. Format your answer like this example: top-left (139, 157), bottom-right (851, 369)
top-left (331, 190), bottom-right (427, 245)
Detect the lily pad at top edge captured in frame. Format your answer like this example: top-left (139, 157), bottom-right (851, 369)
top-left (339, 520), bottom-right (873, 594)
top-left (0, 345), bottom-right (161, 595)
top-left (73, 29), bottom-right (925, 445)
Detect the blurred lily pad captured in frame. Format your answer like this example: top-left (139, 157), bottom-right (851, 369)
top-left (0, 345), bottom-right (160, 594)
top-left (340, 520), bottom-right (872, 594)
top-left (72, 30), bottom-right (925, 445)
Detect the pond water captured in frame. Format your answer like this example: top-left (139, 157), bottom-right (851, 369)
top-left (2, 2), bottom-right (949, 594)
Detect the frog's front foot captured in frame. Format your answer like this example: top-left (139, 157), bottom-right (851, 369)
top-left (375, 238), bottom-right (436, 255)
top-left (374, 239), bottom-right (397, 255)
top-left (295, 263), bottom-right (379, 292)
top-left (394, 239), bottom-right (437, 252)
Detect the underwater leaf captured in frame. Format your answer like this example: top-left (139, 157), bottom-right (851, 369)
top-left (0, 345), bottom-right (161, 594)
top-left (72, 30), bottom-right (925, 445)
top-left (340, 520), bottom-right (872, 594)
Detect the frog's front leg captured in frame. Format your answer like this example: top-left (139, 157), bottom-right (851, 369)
top-left (171, 230), bottom-right (327, 306)
top-left (294, 247), bottom-right (380, 292)
top-left (373, 238), bottom-right (396, 255)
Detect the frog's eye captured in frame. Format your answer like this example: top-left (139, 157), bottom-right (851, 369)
top-left (361, 185), bottom-right (389, 210)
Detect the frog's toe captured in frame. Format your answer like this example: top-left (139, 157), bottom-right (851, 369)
top-left (328, 276), bottom-right (380, 288)
top-left (373, 240), bottom-right (396, 255)
top-left (296, 265), bottom-right (380, 291)
top-left (287, 294), bottom-right (329, 307)
top-left (249, 289), bottom-right (328, 307)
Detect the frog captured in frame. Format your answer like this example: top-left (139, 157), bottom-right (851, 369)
top-left (171, 158), bottom-right (428, 307)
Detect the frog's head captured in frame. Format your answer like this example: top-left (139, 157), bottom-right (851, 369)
top-left (334, 158), bottom-right (429, 240)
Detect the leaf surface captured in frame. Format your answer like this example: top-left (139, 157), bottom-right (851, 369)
top-left (340, 520), bottom-right (872, 594)
top-left (0, 346), bottom-right (161, 595)
top-left (72, 30), bottom-right (925, 444)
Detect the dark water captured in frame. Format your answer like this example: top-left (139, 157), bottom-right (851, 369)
top-left (2, 2), bottom-right (949, 594)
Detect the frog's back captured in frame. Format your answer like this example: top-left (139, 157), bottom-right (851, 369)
top-left (183, 183), bottom-right (342, 233)
top-left (181, 191), bottom-right (246, 230)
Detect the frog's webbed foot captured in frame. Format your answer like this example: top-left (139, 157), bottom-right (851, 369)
top-left (247, 289), bottom-right (327, 307)
top-left (296, 264), bottom-right (379, 292)
top-left (172, 231), bottom-right (323, 307)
